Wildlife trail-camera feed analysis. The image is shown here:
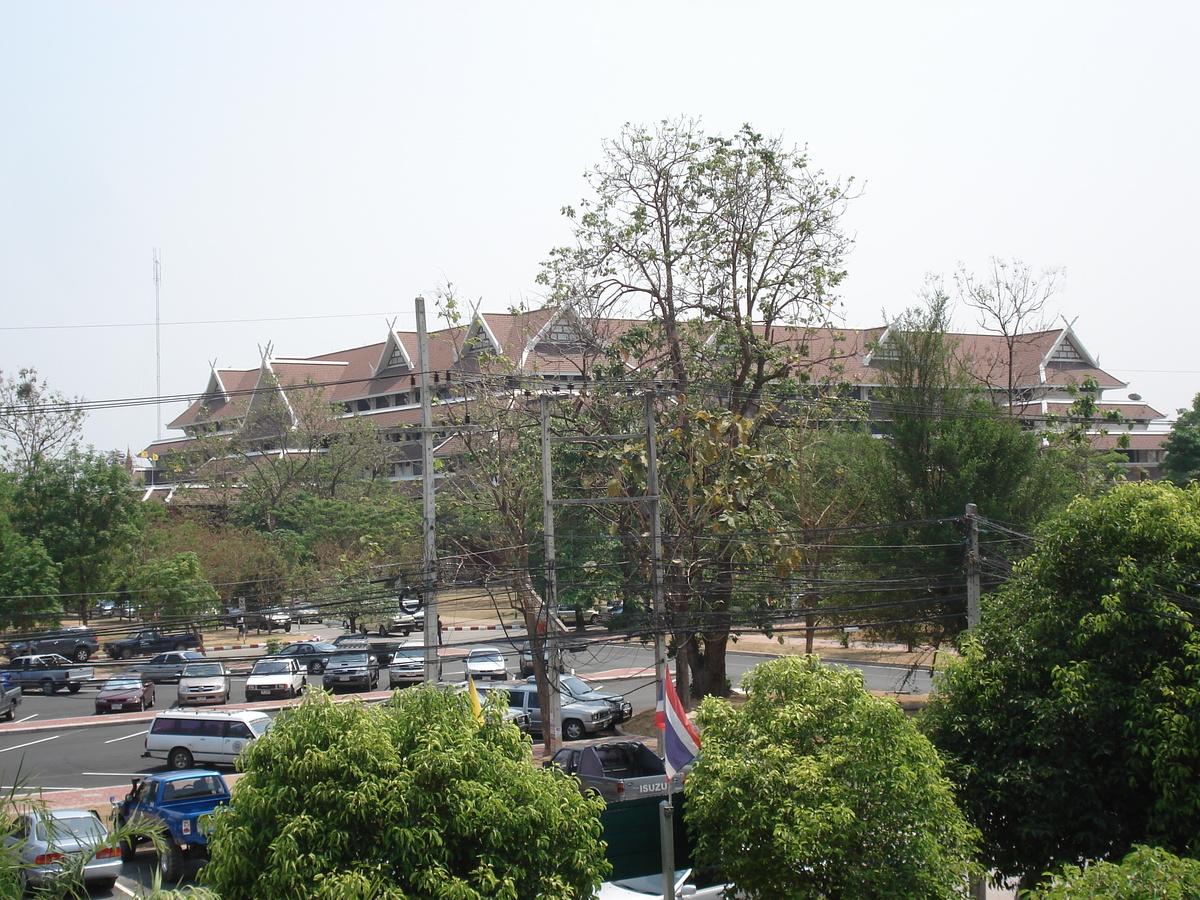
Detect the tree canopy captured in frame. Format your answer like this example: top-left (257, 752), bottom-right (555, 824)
top-left (201, 688), bottom-right (610, 900)
top-left (687, 655), bottom-right (978, 900)
top-left (1162, 392), bottom-right (1200, 486)
top-left (540, 119), bottom-right (857, 699)
top-left (922, 481), bottom-right (1200, 886)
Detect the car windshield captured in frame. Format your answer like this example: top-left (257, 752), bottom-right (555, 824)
top-left (331, 652), bottom-right (369, 665)
top-left (249, 718), bottom-right (272, 737)
top-left (36, 814), bottom-right (103, 844)
top-left (392, 647), bottom-right (423, 661)
top-left (252, 661), bottom-right (290, 674)
top-left (103, 676), bottom-right (143, 690)
top-left (182, 663), bottom-right (224, 677)
top-left (469, 650), bottom-right (503, 665)
top-left (559, 676), bottom-right (594, 696)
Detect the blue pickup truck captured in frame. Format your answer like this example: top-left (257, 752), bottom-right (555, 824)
top-left (111, 769), bottom-right (231, 883)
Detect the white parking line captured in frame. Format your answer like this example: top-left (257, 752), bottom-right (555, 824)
top-left (0, 735), bottom-right (59, 752)
top-left (14, 713), bottom-right (38, 723)
top-left (104, 730), bottom-right (149, 744)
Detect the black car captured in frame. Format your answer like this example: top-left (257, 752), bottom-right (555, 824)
top-left (321, 651), bottom-right (379, 693)
top-left (275, 640), bottom-right (338, 674)
top-left (2, 627), bottom-right (98, 663)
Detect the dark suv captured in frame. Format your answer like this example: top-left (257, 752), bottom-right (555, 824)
top-left (2, 627), bottom-right (99, 662)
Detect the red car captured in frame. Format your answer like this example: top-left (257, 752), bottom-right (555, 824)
top-left (94, 673), bottom-right (155, 714)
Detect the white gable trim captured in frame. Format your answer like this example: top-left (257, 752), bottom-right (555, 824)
top-left (457, 315), bottom-right (502, 363)
top-left (374, 331), bottom-right (413, 376)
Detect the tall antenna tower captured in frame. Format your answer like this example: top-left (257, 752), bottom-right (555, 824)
top-left (153, 249), bottom-right (162, 441)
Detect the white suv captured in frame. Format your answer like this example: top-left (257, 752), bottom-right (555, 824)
top-left (388, 641), bottom-right (426, 687)
top-left (245, 657), bottom-right (305, 701)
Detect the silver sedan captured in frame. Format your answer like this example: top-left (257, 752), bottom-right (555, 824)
top-left (2, 808), bottom-right (121, 893)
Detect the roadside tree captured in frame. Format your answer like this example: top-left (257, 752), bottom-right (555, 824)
top-left (202, 688), bottom-right (609, 900)
top-left (125, 552), bottom-right (219, 623)
top-left (1161, 391), bottom-right (1200, 486)
top-left (8, 449), bottom-right (144, 622)
top-left (688, 655), bottom-right (978, 900)
top-left (541, 119), bottom-right (856, 698)
top-left (922, 481), bottom-right (1200, 887)
top-left (0, 367), bottom-right (86, 474)
top-left (0, 506), bottom-right (60, 630)
top-left (859, 290), bottom-right (1066, 648)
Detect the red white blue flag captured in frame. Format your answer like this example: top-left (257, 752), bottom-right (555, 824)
top-left (655, 666), bottom-right (701, 779)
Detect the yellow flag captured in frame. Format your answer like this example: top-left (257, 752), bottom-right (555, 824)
top-left (467, 675), bottom-right (484, 724)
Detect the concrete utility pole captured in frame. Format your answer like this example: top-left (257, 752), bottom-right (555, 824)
top-left (645, 392), bottom-right (667, 761)
top-left (540, 395), bottom-right (562, 758)
top-left (417, 298), bottom-right (441, 682)
top-left (540, 388), bottom-right (666, 755)
top-left (965, 502), bottom-right (980, 630)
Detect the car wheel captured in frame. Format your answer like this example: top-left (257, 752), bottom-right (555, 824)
top-left (3, 707), bottom-right (13, 721)
top-left (562, 719), bottom-right (586, 741)
top-left (311, 660), bottom-right (326, 675)
top-left (40, 679), bottom-right (55, 695)
top-left (67, 682), bottom-right (81, 694)
top-left (379, 624), bottom-right (389, 637)
top-left (168, 747), bottom-right (194, 769)
top-left (284, 623), bottom-right (292, 633)
top-left (588, 614), bottom-right (599, 625)
top-left (119, 835), bottom-right (137, 863)
top-left (72, 647), bottom-right (90, 663)
top-left (159, 841), bottom-right (184, 884)
top-left (111, 648), bottom-right (126, 661)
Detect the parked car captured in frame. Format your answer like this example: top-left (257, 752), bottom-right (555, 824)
top-left (111, 769), bottom-right (231, 882)
top-left (497, 680), bottom-right (614, 741)
top-left (177, 661), bottom-right (232, 706)
top-left (287, 601), bottom-right (323, 625)
top-left (245, 657), bottom-right (305, 701)
top-left (388, 640), bottom-right (427, 687)
top-left (1, 654), bottom-right (93, 694)
top-left (464, 647), bottom-right (508, 681)
top-left (322, 650), bottom-right (379, 692)
top-left (106, 628), bottom-right (201, 660)
top-left (549, 674), bottom-right (633, 724)
top-left (143, 709), bottom-right (271, 769)
top-left (275, 640), bottom-right (338, 674)
top-left (95, 673), bottom-right (156, 714)
top-left (3, 808), bottom-right (121, 893)
top-left (250, 608), bottom-right (293, 632)
top-left (126, 650), bottom-right (207, 683)
top-left (2, 626), bottom-right (99, 663)
top-left (557, 604), bottom-right (601, 627)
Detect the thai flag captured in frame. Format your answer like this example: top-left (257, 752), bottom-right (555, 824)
top-left (655, 666), bottom-right (701, 779)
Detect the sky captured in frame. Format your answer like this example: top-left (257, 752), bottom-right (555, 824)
top-left (2, 2), bottom-right (1198, 454)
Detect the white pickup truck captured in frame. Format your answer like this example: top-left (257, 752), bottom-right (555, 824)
top-left (1, 653), bottom-right (93, 694)
top-left (383, 598), bottom-right (425, 636)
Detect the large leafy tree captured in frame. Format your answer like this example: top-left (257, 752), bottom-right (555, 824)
top-left (0, 367), bottom-right (86, 474)
top-left (8, 449), bottom-right (144, 621)
top-left (0, 506), bottom-right (60, 630)
top-left (857, 290), bottom-right (1068, 648)
top-left (922, 481), bottom-right (1200, 887)
top-left (688, 655), bottom-right (978, 900)
top-left (202, 688), bottom-right (610, 900)
top-left (541, 119), bottom-right (855, 698)
top-left (125, 552), bottom-right (219, 622)
top-left (1161, 391), bottom-right (1200, 486)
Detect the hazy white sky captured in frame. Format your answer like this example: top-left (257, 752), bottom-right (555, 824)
top-left (3, 1), bottom-right (1198, 453)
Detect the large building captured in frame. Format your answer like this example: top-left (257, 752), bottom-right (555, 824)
top-left (139, 306), bottom-right (1168, 490)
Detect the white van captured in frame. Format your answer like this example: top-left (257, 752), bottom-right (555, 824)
top-left (143, 708), bottom-right (272, 770)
